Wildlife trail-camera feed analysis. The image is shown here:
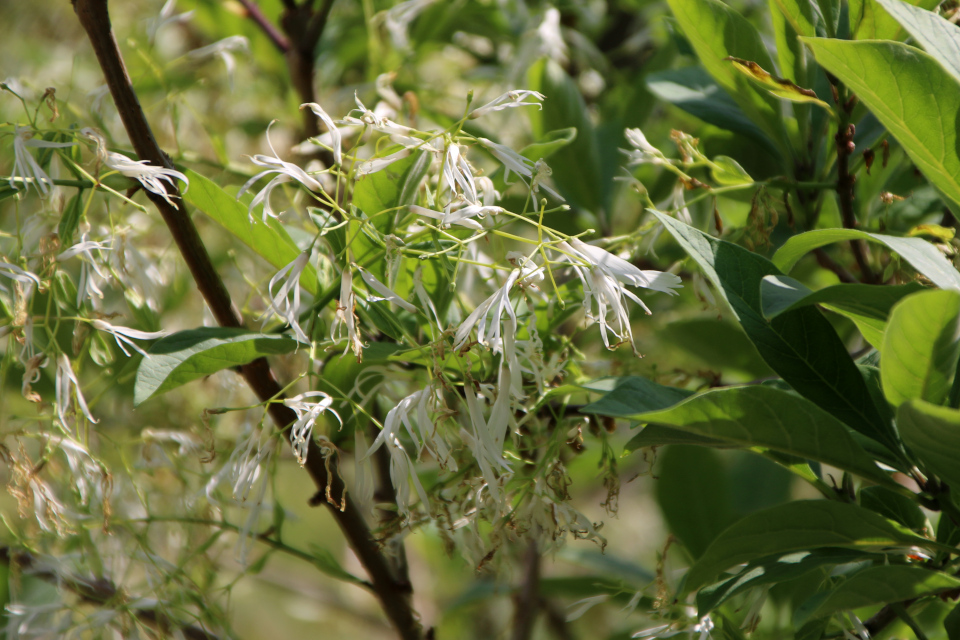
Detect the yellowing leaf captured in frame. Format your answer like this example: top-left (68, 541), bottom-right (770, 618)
top-left (725, 57), bottom-right (834, 112)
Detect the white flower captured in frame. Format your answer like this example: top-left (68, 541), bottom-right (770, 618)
top-left (10, 125), bottom-right (75, 197)
top-left (566, 595), bottom-right (609, 622)
top-left (356, 148), bottom-right (411, 176)
top-left (300, 102), bottom-right (343, 166)
top-left (413, 266), bottom-right (443, 333)
top-left (469, 90), bottom-right (545, 119)
top-left (409, 203), bottom-right (500, 230)
top-left (263, 251), bottom-right (311, 343)
top-left (442, 142), bottom-right (478, 204)
top-left (624, 127), bottom-right (661, 163)
top-left (453, 265), bottom-right (541, 352)
top-left (538, 7), bottom-right (568, 64)
top-left (187, 35), bottom-right (248, 90)
top-left (376, 72), bottom-right (403, 110)
top-left (361, 389), bottom-right (434, 519)
top-left (103, 152), bottom-right (189, 209)
top-left (382, 0), bottom-right (436, 51)
top-left (283, 391), bottom-right (341, 466)
top-left (56, 353), bottom-right (98, 428)
top-left (0, 260), bottom-right (41, 291)
top-left (146, 0), bottom-right (194, 42)
top-left (90, 319), bottom-right (167, 357)
top-left (356, 265), bottom-right (417, 313)
top-left (237, 124), bottom-right (323, 222)
top-left (331, 265), bottom-right (364, 360)
top-left (477, 137), bottom-right (563, 201)
top-left (560, 239), bottom-right (681, 354)
top-left (58, 234), bottom-right (112, 307)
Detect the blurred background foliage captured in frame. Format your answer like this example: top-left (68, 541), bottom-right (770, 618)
top-left (1, 0), bottom-right (954, 638)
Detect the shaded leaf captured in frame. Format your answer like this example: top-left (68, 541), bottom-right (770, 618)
top-left (134, 328), bottom-right (301, 405)
top-left (726, 57), bottom-right (831, 111)
top-left (582, 376), bottom-right (694, 417)
top-left (772, 227), bottom-right (960, 291)
top-left (685, 500), bottom-right (939, 592)
top-left (794, 565), bottom-right (960, 626)
top-left (898, 399), bottom-right (960, 489)
top-left (653, 211), bottom-right (898, 453)
top-left (859, 486), bottom-right (928, 532)
top-left (626, 385), bottom-right (891, 484)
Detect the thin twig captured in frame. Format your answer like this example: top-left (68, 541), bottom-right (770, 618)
top-left (236, 0), bottom-right (290, 53)
top-left (813, 248), bottom-right (857, 283)
top-left (70, 2), bottom-right (422, 638)
top-left (1, 548), bottom-right (219, 640)
top-left (510, 539), bottom-right (542, 640)
top-left (833, 87), bottom-right (876, 283)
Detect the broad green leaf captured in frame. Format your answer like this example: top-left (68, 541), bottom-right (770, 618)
top-left (850, 0), bottom-right (906, 40)
top-left (947, 600), bottom-right (960, 640)
top-left (898, 400), bottom-right (960, 489)
top-left (652, 211), bottom-right (898, 452)
top-left (657, 445), bottom-right (735, 558)
top-left (859, 486), bottom-right (928, 532)
top-left (58, 191), bottom-right (84, 246)
top-left (697, 548), bottom-right (881, 614)
top-left (134, 327), bottom-right (301, 405)
top-left (711, 156), bottom-right (753, 186)
top-left (772, 0), bottom-right (818, 38)
top-left (760, 275), bottom-right (925, 347)
top-left (183, 169), bottom-right (319, 294)
top-left (646, 68), bottom-right (779, 158)
top-left (875, 0), bottom-right (960, 83)
top-left (726, 57), bottom-right (831, 111)
top-left (803, 39), bottom-right (960, 211)
top-left (685, 500), bottom-right (937, 592)
top-left (657, 317), bottom-right (774, 379)
top-left (881, 290), bottom-right (960, 407)
top-left (772, 228), bottom-right (960, 292)
top-left (627, 386), bottom-right (890, 484)
top-left (527, 58), bottom-right (606, 213)
top-left (582, 376), bottom-right (694, 417)
top-left (667, 0), bottom-right (788, 156)
top-left (760, 276), bottom-right (923, 319)
top-left (625, 425), bottom-right (733, 452)
top-left (794, 565), bottom-right (960, 626)
top-left (519, 127), bottom-right (577, 162)
top-left (769, 0), bottom-right (809, 88)
top-left (354, 151), bottom-right (427, 232)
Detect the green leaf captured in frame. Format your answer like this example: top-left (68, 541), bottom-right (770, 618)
top-left (697, 548), bottom-right (880, 615)
top-left (802, 39), bottom-right (960, 212)
top-left (794, 565), bottom-right (960, 626)
top-left (859, 486), bottom-right (928, 532)
top-left (652, 210), bottom-right (898, 452)
top-left (946, 600), bottom-right (960, 640)
top-left (711, 156), bottom-right (753, 186)
top-left (354, 151), bottom-right (425, 232)
top-left (183, 169), bottom-right (319, 294)
top-left (626, 385), bottom-right (891, 484)
top-left (134, 327), bottom-right (301, 405)
top-left (881, 290), bottom-right (960, 407)
top-left (726, 57), bottom-right (831, 111)
top-left (519, 127), bottom-right (577, 162)
top-left (772, 228), bottom-right (960, 292)
top-left (527, 58), bottom-right (607, 213)
top-left (646, 68), bottom-right (779, 158)
top-left (657, 317), bottom-right (774, 378)
top-left (760, 275), bottom-right (926, 347)
top-left (625, 425), bottom-right (734, 452)
top-left (874, 0), bottom-right (960, 84)
top-left (898, 400), bottom-right (960, 489)
top-left (685, 500), bottom-right (937, 592)
top-left (582, 376), bottom-right (694, 417)
top-left (657, 445), bottom-right (736, 558)
top-left (772, 0), bottom-right (818, 39)
top-left (667, 0), bottom-right (788, 157)
top-left (58, 191), bottom-right (84, 246)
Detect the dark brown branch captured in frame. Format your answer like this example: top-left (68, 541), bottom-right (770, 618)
top-left (280, 0), bottom-right (337, 147)
top-left (236, 0), bottom-right (290, 53)
top-left (1, 548), bottom-right (219, 640)
top-left (814, 248), bottom-right (857, 283)
top-left (834, 92), bottom-right (876, 284)
top-left (70, 2), bottom-right (421, 638)
top-left (510, 539), bottom-right (541, 640)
